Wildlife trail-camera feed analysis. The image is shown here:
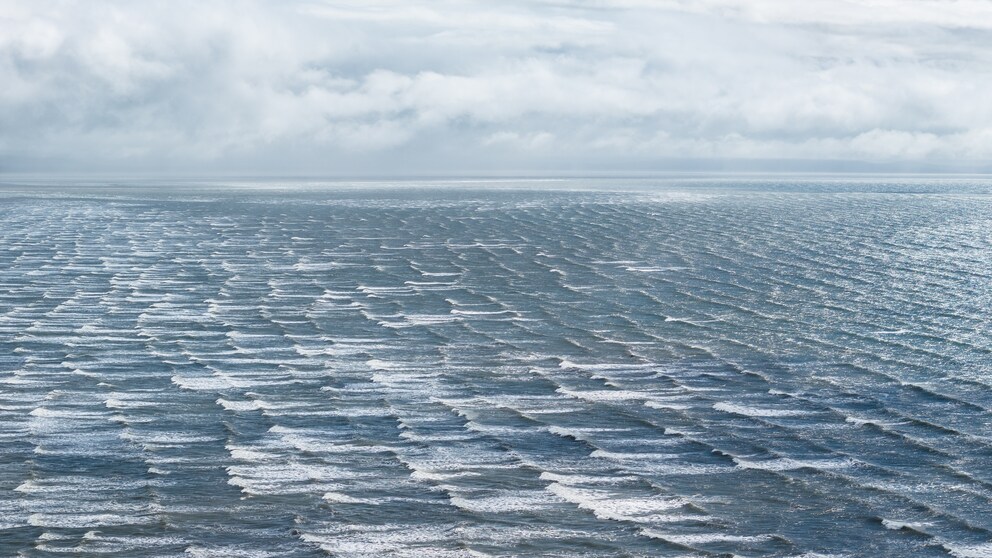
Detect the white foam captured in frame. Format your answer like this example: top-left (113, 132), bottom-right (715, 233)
top-left (105, 397), bottom-right (160, 409)
top-left (558, 360), bottom-right (654, 371)
top-left (277, 433), bottom-right (393, 455)
top-left (366, 359), bottom-right (404, 370)
top-left (171, 375), bottom-right (232, 391)
top-left (943, 543), bottom-right (992, 558)
top-left (409, 469), bottom-right (480, 482)
top-left (381, 314), bottom-right (461, 328)
top-left (217, 398), bottom-right (259, 412)
top-left (450, 309), bottom-right (514, 316)
top-left (713, 402), bottom-right (811, 417)
top-left (14, 480), bottom-right (39, 492)
top-left (28, 513), bottom-right (156, 528)
top-left (227, 444), bottom-right (281, 461)
top-left (226, 462), bottom-right (359, 495)
top-left (293, 261), bottom-right (345, 272)
top-left (644, 400), bottom-right (693, 410)
top-left (648, 460), bottom-right (733, 475)
top-left (538, 472), bottom-right (637, 485)
top-left (556, 387), bottom-right (647, 402)
top-left (664, 317), bottom-right (706, 325)
top-left (185, 547), bottom-right (284, 558)
top-left (844, 416), bottom-right (906, 428)
top-left (624, 266), bottom-right (688, 272)
top-left (124, 431), bottom-right (221, 445)
top-left (546, 425), bottom-right (636, 442)
top-left (733, 457), bottom-right (855, 471)
top-left (301, 523), bottom-right (471, 557)
top-left (880, 518), bottom-right (932, 531)
top-left (449, 491), bottom-right (558, 513)
top-left (401, 430), bottom-right (480, 443)
top-left (29, 407), bottom-right (108, 419)
top-left (640, 529), bottom-right (774, 545)
top-left (591, 449), bottom-right (678, 461)
top-left (38, 532), bottom-right (72, 541)
top-left (546, 483), bottom-right (692, 523)
top-left (294, 346), bottom-right (339, 357)
top-left (323, 492), bottom-right (373, 504)
top-left (460, 420), bottom-right (522, 435)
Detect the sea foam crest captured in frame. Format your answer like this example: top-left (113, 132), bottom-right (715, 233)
top-left (713, 402), bottom-right (811, 417)
top-left (546, 483), bottom-right (694, 523)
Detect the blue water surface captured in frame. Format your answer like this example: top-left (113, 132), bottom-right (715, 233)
top-left (1, 177), bottom-right (990, 557)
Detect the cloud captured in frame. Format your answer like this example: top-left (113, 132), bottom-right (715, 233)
top-left (1, 0), bottom-right (991, 173)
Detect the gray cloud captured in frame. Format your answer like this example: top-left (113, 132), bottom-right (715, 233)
top-left (2, 0), bottom-right (991, 174)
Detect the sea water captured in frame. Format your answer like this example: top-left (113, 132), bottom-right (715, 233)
top-left (0, 177), bottom-right (991, 557)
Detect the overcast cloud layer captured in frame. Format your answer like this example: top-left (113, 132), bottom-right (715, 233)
top-left (2, 0), bottom-right (992, 174)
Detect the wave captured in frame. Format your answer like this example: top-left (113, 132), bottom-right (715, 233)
top-left (712, 402), bottom-right (812, 417)
top-left (28, 513), bottom-right (157, 528)
top-left (644, 400), bottom-right (694, 410)
top-left (409, 469), bottom-right (481, 482)
top-left (639, 529), bottom-right (776, 545)
top-left (555, 387), bottom-right (648, 402)
top-left (879, 518), bottom-right (933, 534)
top-left (448, 491), bottom-right (557, 514)
top-left (323, 491), bottom-right (375, 504)
top-left (590, 449), bottom-right (680, 461)
top-left (732, 456), bottom-right (857, 472)
top-left (538, 472), bottom-right (638, 485)
top-left (942, 543), bottom-right (992, 558)
top-left (216, 398), bottom-right (259, 412)
top-left (184, 547), bottom-right (285, 558)
top-left (546, 483), bottom-right (695, 523)
top-left (546, 425), bottom-right (635, 443)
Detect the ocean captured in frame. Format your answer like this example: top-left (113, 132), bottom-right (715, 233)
top-left (1, 177), bottom-right (990, 557)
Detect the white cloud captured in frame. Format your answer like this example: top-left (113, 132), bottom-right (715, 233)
top-left (1, 0), bottom-right (991, 173)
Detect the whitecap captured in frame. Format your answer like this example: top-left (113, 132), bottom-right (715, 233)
top-left (556, 387), bottom-right (648, 402)
top-left (449, 491), bottom-right (558, 513)
top-left (942, 542), bottom-right (992, 558)
top-left (546, 483), bottom-right (693, 523)
top-left (591, 449), bottom-right (679, 460)
top-left (880, 518), bottom-right (932, 531)
top-left (644, 400), bottom-right (693, 410)
top-left (639, 529), bottom-right (774, 545)
top-left (216, 398), bottom-right (260, 412)
top-left (733, 457), bottom-right (856, 471)
top-left (538, 472), bottom-right (637, 485)
top-left (323, 492), bottom-right (374, 504)
top-left (713, 402), bottom-right (811, 417)
top-left (28, 513), bottom-right (156, 528)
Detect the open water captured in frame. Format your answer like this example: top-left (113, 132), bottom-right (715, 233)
top-left (1, 177), bottom-right (991, 557)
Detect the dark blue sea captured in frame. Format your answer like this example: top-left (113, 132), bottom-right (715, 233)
top-left (1, 177), bottom-right (991, 557)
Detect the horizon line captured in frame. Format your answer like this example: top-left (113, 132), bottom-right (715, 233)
top-left (7, 169), bottom-right (992, 179)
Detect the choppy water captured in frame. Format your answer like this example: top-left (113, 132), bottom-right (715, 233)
top-left (1, 177), bottom-right (991, 557)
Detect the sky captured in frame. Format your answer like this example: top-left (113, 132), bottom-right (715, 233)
top-left (2, 0), bottom-right (992, 175)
